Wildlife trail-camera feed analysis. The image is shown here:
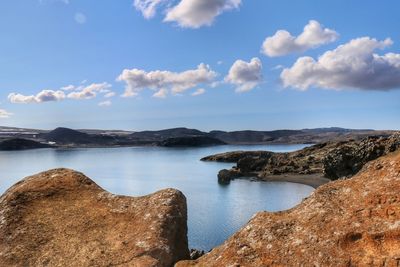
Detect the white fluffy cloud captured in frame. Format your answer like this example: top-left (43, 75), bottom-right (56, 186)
top-left (261, 20), bottom-right (339, 57)
top-left (225, 57), bottom-right (262, 92)
top-left (281, 37), bottom-right (400, 91)
top-left (164, 0), bottom-right (241, 28)
top-left (67, 82), bottom-right (112, 99)
top-left (0, 109), bottom-right (12, 118)
top-left (117, 63), bottom-right (217, 97)
top-left (8, 82), bottom-right (114, 104)
top-left (134, 0), bottom-right (241, 28)
top-left (8, 90), bottom-right (66, 104)
top-left (134, 0), bottom-right (165, 19)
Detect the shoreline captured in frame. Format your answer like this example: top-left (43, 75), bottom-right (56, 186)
top-left (239, 173), bottom-right (331, 189)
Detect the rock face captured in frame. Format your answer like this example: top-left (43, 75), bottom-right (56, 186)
top-left (0, 169), bottom-right (189, 267)
top-left (323, 134), bottom-right (400, 179)
top-left (202, 134), bottom-right (400, 183)
top-left (177, 151), bottom-right (400, 266)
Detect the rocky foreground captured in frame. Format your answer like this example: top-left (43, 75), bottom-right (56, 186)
top-left (177, 150), bottom-right (400, 266)
top-left (0, 169), bottom-right (189, 266)
top-left (202, 133), bottom-right (400, 186)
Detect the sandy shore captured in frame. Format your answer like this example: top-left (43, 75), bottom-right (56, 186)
top-left (242, 173), bottom-right (331, 189)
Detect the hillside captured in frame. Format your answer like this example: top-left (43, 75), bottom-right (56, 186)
top-left (0, 138), bottom-right (53, 150)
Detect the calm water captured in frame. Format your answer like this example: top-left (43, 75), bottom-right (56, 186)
top-left (0, 144), bottom-right (313, 251)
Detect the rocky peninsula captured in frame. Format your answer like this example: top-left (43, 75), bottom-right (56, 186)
top-left (202, 133), bottom-right (400, 188)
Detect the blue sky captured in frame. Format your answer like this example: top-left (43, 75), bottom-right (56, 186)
top-left (0, 0), bottom-right (399, 131)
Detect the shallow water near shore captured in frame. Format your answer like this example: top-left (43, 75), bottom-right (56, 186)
top-left (0, 144), bottom-right (313, 251)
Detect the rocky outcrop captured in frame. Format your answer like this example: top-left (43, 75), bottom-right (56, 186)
top-left (177, 150), bottom-right (400, 266)
top-left (0, 169), bottom-right (189, 267)
top-left (201, 151), bottom-right (273, 163)
top-left (203, 134), bottom-right (400, 184)
top-left (323, 134), bottom-right (400, 179)
top-left (217, 169), bottom-right (241, 184)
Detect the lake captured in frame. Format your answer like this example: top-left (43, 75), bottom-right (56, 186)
top-left (0, 144), bottom-right (314, 251)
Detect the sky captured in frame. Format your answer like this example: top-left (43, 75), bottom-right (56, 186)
top-left (0, 0), bottom-right (399, 131)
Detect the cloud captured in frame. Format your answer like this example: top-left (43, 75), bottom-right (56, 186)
top-left (271, 65), bottom-right (284, 70)
top-left (0, 109), bottom-right (12, 118)
top-left (280, 37), bottom-right (400, 91)
top-left (153, 88), bottom-right (168, 98)
top-left (164, 0), bottom-right (241, 28)
top-left (98, 100), bottom-right (112, 107)
top-left (74, 12), bottom-right (86, 24)
top-left (61, 84), bottom-right (75, 91)
top-left (117, 63), bottom-right (217, 97)
top-left (191, 88), bottom-right (205, 96)
top-left (261, 20), bottom-right (339, 57)
top-left (67, 82), bottom-right (112, 99)
top-left (8, 82), bottom-right (114, 104)
top-left (8, 90), bottom-right (66, 104)
top-left (104, 91), bottom-right (116, 98)
top-left (225, 57), bottom-right (262, 92)
top-left (134, 0), bottom-right (166, 19)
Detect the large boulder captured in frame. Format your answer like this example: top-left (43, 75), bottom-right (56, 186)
top-left (0, 169), bottom-right (189, 267)
top-left (177, 151), bottom-right (400, 266)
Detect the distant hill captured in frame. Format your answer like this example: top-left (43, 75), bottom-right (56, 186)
top-left (209, 130), bottom-right (304, 144)
top-left (41, 127), bottom-right (117, 145)
top-left (0, 138), bottom-right (53, 150)
top-left (42, 127), bottom-right (94, 144)
top-left (0, 126), bottom-right (396, 148)
top-left (159, 136), bottom-right (226, 147)
top-left (130, 127), bottom-right (207, 141)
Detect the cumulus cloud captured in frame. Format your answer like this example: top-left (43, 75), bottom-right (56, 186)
top-left (164, 0), bottom-right (240, 28)
top-left (261, 20), bottom-right (338, 57)
top-left (280, 37), bottom-right (400, 91)
top-left (0, 109), bottom-right (12, 118)
top-left (8, 82), bottom-right (114, 104)
top-left (191, 88), bottom-right (205, 96)
top-left (225, 57), bottom-right (262, 92)
top-left (74, 12), bottom-right (86, 24)
top-left (134, 0), bottom-right (166, 19)
top-left (98, 100), bottom-right (112, 107)
top-left (8, 90), bottom-right (66, 104)
top-left (117, 63), bottom-right (217, 97)
top-left (67, 82), bottom-right (112, 99)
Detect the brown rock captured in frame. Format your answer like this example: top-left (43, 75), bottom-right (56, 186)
top-left (0, 168), bottom-right (189, 267)
top-left (176, 151), bottom-right (400, 266)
